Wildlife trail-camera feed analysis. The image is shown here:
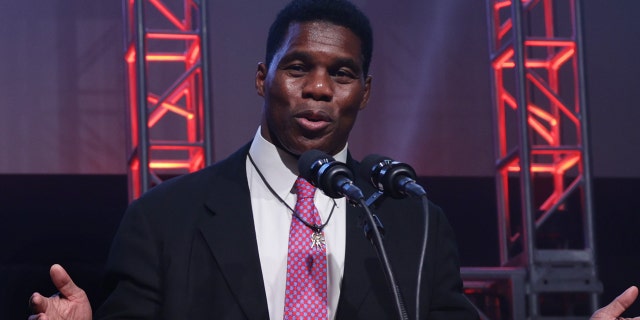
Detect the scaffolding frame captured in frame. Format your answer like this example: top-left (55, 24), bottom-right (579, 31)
top-left (123, 0), bottom-right (212, 201)
top-left (463, 0), bottom-right (602, 318)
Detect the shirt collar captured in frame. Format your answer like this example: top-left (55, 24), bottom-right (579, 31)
top-left (248, 126), bottom-right (348, 197)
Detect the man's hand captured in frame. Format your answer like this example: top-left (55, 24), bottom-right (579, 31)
top-left (591, 286), bottom-right (640, 320)
top-left (28, 264), bottom-right (92, 320)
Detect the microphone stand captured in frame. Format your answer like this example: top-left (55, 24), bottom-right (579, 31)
top-left (362, 191), bottom-right (431, 320)
top-left (357, 193), bottom-right (410, 320)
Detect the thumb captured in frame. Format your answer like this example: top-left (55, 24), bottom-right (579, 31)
top-left (49, 264), bottom-right (83, 299)
top-left (598, 286), bottom-right (639, 317)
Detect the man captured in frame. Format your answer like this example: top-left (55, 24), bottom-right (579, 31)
top-left (28, 0), bottom-right (636, 319)
top-left (32, 1), bottom-right (475, 318)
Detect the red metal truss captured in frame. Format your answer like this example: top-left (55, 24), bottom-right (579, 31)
top-left (461, 0), bottom-right (601, 318)
top-left (490, 0), bottom-right (584, 226)
top-left (123, 0), bottom-right (212, 201)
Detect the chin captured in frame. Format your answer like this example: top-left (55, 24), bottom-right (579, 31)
top-left (284, 136), bottom-right (338, 156)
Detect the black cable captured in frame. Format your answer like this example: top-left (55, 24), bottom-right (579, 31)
top-left (415, 195), bottom-right (430, 320)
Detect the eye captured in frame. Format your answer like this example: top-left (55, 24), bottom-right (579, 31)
top-left (332, 68), bottom-right (358, 84)
top-left (285, 64), bottom-right (307, 77)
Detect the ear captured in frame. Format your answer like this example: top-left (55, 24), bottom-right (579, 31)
top-left (256, 62), bottom-right (268, 97)
top-left (359, 75), bottom-right (372, 110)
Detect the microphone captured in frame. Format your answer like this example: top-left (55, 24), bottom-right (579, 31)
top-left (298, 149), bottom-right (364, 201)
top-left (360, 154), bottom-right (427, 198)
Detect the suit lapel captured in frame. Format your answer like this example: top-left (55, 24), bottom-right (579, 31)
top-left (336, 156), bottom-right (379, 318)
top-left (198, 144), bottom-right (269, 319)
top-left (336, 204), bottom-right (374, 316)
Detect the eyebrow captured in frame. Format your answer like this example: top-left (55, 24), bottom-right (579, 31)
top-left (279, 51), bottom-right (363, 74)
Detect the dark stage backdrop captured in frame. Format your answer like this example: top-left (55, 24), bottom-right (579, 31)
top-left (2, 175), bottom-right (639, 319)
top-left (0, 0), bottom-right (638, 177)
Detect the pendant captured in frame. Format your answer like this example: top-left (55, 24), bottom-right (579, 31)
top-left (311, 231), bottom-right (325, 250)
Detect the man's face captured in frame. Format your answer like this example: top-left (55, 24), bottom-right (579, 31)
top-left (256, 21), bottom-right (372, 156)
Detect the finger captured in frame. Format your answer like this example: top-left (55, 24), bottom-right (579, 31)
top-left (600, 286), bottom-right (639, 317)
top-left (28, 313), bottom-right (47, 320)
top-left (27, 312), bottom-right (49, 320)
top-left (29, 292), bottom-right (48, 314)
top-left (49, 264), bottom-right (82, 298)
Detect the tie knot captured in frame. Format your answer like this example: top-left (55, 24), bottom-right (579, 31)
top-left (295, 177), bottom-right (316, 198)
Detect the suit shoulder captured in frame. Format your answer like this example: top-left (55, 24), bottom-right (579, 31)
top-left (132, 143), bottom-right (250, 209)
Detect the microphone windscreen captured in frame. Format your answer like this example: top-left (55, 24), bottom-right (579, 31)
top-left (359, 154), bottom-right (390, 182)
top-left (298, 149), bottom-right (333, 184)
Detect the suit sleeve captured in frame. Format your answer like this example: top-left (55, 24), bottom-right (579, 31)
top-left (425, 205), bottom-right (479, 320)
top-left (95, 199), bottom-right (163, 319)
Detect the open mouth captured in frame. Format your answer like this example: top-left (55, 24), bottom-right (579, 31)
top-left (295, 110), bottom-right (332, 132)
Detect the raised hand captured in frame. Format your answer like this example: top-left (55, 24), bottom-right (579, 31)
top-left (28, 264), bottom-right (92, 320)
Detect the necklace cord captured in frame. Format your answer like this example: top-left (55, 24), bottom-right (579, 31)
top-left (248, 153), bottom-right (336, 233)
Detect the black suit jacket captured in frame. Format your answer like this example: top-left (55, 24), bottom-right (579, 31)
top-left (95, 143), bottom-right (478, 319)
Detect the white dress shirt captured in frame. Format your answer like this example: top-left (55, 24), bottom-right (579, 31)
top-left (246, 127), bottom-right (347, 320)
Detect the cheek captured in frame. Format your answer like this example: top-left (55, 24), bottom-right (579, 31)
top-left (269, 77), bottom-right (298, 101)
top-left (337, 92), bottom-right (366, 114)
top-left (272, 88), bottom-right (302, 125)
top-left (284, 80), bottom-right (299, 94)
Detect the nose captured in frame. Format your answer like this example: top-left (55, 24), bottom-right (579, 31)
top-left (302, 70), bottom-right (333, 101)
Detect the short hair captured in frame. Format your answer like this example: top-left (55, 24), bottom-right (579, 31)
top-left (265, 0), bottom-right (373, 75)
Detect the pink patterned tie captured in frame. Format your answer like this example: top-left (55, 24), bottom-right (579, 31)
top-left (283, 177), bottom-right (328, 320)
